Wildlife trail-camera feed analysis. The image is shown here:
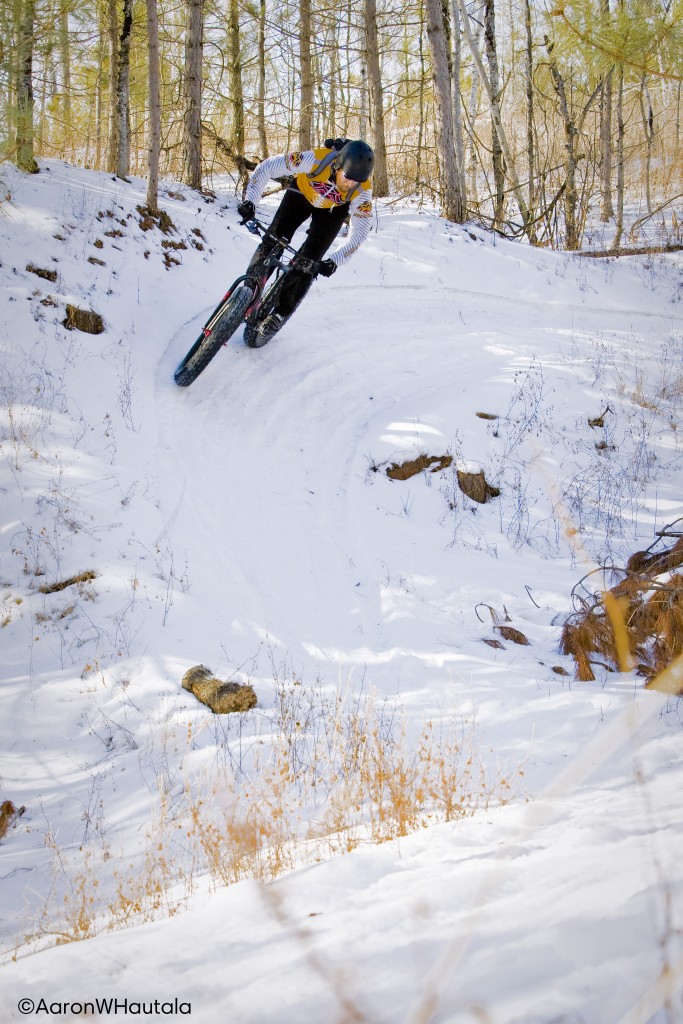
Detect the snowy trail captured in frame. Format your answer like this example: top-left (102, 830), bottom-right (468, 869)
top-left (155, 284), bottom-right (520, 683)
top-left (153, 252), bottom-right (681, 702)
top-left (2, 164), bottom-right (683, 1024)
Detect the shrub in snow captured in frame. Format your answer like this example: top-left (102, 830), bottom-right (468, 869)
top-left (63, 304), bottom-right (105, 334)
top-left (182, 665), bottom-right (257, 714)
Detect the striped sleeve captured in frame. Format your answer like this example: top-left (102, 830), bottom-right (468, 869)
top-left (329, 187), bottom-right (373, 266)
top-left (245, 151), bottom-right (317, 206)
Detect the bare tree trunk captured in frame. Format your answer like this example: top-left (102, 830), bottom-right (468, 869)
top-left (639, 75), bottom-right (654, 214)
top-left (116, 0), bottom-right (133, 179)
top-left (95, 22), bottom-right (104, 168)
top-left (106, 0), bottom-right (118, 173)
top-left (329, 23), bottom-right (338, 132)
top-left (545, 36), bottom-right (603, 250)
top-left (298, 0), bottom-right (313, 149)
top-left (364, 0), bottom-right (389, 195)
top-left (59, 1), bottom-right (71, 155)
top-left (599, 69), bottom-right (614, 220)
top-left (484, 0), bottom-right (504, 227)
top-left (16, 0), bottom-right (38, 172)
top-left (37, 36), bottom-right (52, 154)
top-left (449, 0), bottom-right (467, 210)
top-left (524, 0), bottom-right (534, 212)
top-left (457, 0), bottom-right (533, 237)
top-left (466, 11), bottom-right (483, 201)
top-left (257, 0), bottom-right (267, 157)
top-left (545, 38), bottom-right (578, 248)
top-left (183, 0), bottom-right (203, 189)
top-left (425, 0), bottom-right (465, 221)
top-left (614, 63), bottom-right (625, 249)
top-left (359, 60), bottom-right (367, 139)
top-left (314, 41), bottom-right (325, 139)
top-left (145, 0), bottom-right (161, 211)
top-left (598, 0), bottom-right (614, 220)
top-left (416, 0), bottom-right (425, 187)
top-left (227, 0), bottom-right (247, 184)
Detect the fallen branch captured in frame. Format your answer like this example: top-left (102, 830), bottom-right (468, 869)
top-left (577, 244), bottom-right (683, 258)
top-left (38, 571), bottom-right (98, 594)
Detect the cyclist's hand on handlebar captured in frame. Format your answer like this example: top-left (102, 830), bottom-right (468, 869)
top-left (318, 259), bottom-right (337, 278)
top-left (237, 200), bottom-right (255, 224)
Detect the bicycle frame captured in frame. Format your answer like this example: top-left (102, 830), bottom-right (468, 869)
top-left (242, 219), bottom-right (321, 320)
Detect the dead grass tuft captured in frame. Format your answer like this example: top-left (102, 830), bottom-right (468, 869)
top-left (38, 570), bottom-right (97, 594)
top-left (136, 205), bottom-right (175, 234)
top-left (561, 523), bottom-right (683, 688)
top-left (185, 691), bottom-right (519, 886)
top-left (0, 800), bottom-right (25, 841)
top-left (63, 304), bottom-right (105, 335)
top-left (181, 664), bottom-right (257, 714)
top-left (26, 262), bottom-right (57, 283)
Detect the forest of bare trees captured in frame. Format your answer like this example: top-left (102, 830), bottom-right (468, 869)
top-left (1, 0), bottom-right (681, 250)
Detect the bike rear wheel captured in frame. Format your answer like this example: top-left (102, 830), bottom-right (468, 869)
top-left (174, 284), bottom-right (254, 387)
top-left (244, 274), bottom-right (288, 349)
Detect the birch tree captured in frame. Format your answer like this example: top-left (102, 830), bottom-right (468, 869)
top-left (449, 0), bottom-right (467, 209)
top-left (544, 34), bottom-right (603, 249)
top-left (457, 0), bottom-right (533, 237)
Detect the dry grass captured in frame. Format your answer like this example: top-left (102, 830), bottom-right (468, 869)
top-left (15, 690), bottom-right (520, 952)
top-left (560, 529), bottom-right (683, 687)
top-left (0, 801), bottom-right (25, 841)
top-left (186, 696), bottom-right (513, 885)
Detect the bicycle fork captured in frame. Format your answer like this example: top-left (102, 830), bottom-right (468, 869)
top-left (202, 275), bottom-right (260, 342)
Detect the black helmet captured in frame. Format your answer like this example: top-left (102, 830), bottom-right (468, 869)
top-left (337, 140), bottom-right (374, 182)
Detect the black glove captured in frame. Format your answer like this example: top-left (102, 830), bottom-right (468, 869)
top-left (318, 259), bottom-right (337, 277)
top-left (237, 200), bottom-right (255, 224)
top-left (324, 138), bottom-right (348, 151)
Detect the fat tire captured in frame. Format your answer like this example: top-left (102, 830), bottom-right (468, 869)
top-left (174, 285), bottom-right (253, 386)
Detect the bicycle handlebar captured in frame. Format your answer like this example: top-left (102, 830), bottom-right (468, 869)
top-left (241, 217), bottom-right (323, 276)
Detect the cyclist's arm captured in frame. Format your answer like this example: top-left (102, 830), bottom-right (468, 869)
top-left (244, 151), bottom-right (317, 206)
top-left (328, 189), bottom-right (373, 267)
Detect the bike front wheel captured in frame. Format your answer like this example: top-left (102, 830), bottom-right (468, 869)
top-left (174, 284), bottom-right (254, 387)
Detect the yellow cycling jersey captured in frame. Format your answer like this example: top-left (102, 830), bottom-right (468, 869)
top-left (292, 147), bottom-right (372, 210)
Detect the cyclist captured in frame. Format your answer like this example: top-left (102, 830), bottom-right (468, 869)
top-left (237, 138), bottom-right (374, 344)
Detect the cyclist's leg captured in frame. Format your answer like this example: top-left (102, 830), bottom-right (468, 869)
top-left (245, 189), bottom-right (314, 345)
top-left (276, 203), bottom-right (350, 315)
top-left (247, 188), bottom-right (311, 273)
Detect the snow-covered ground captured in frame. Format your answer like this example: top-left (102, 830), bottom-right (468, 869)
top-left (1, 160), bottom-right (682, 1023)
